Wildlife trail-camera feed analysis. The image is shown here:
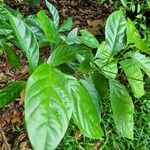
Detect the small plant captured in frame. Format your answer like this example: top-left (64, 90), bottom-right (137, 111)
top-left (0, 0), bottom-right (150, 149)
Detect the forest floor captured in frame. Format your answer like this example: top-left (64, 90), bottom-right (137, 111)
top-left (0, 0), bottom-right (112, 149)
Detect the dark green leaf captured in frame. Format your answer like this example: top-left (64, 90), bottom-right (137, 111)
top-left (0, 81), bottom-right (26, 107)
top-left (5, 45), bottom-right (21, 69)
top-left (25, 63), bottom-right (72, 150)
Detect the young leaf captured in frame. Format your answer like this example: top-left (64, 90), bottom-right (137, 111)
top-left (0, 81), bottom-right (26, 107)
top-left (95, 41), bottom-right (118, 78)
top-left (109, 79), bottom-right (134, 139)
top-left (80, 29), bottom-right (100, 48)
top-left (45, 0), bottom-right (59, 28)
top-left (120, 0), bottom-right (127, 7)
top-left (121, 59), bottom-right (144, 98)
top-left (59, 17), bottom-right (73, 32)
top-left (47, 44), bottom-right (76, 66)
top-left (5, 45), bottom-right (21, 69)
top-left (8, 14), bottom-right (39, 71)
top-left (68, 77), bottom-right (103, 139)
top-left (105, 10), bottom-right (127, 54)
top-left (25, 63), bottom-right (72, 150)
top-left (37, 10), bottom-right (60, 44)
top-left (132, 52), bottom-right (150, 77)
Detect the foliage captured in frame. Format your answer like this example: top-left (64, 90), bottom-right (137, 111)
top-left (0, 0), bottom-right (150, 149)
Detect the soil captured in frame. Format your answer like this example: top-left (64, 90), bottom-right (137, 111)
top-left (0, 0), bottom-right (111, 149)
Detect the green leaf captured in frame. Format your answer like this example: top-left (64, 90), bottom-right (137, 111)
top-left (0, 81), bottom-right (26, 107)
top-left (120, 0), bottom-right (127, 7)
top-left (109, 79), bottom-right (134, 139)
top-left (91, 71), bottom-right (109, 99)
top-left (120, 59), bottom-right (144, 98)
top-left (0, 21), bottom-right (13, 35)
top-left (37, 10), bottom-right (60, 44)
top-left (5, 45), bottom-right (21, 69)
top-left (68, 77), bottom-right (103, 139)
top-left (80, 29), bottom-right (100, 48)
top-left (126, 19), bottom-right (150, 54)
top-left (59, 17), bottom-right (73, 32)
top-left (105, 10), bottom-right (127, 54)
top-left (95, 41), bottom-right (118, 78)
top-left (8, 14), bottom-right (39, 71)
top-left (47, 44), bottom-right (76, 66)
top-left (45, 0), bottom-right (59, 28)
top-left (132, 52), bottom-right (150, 77)
top-left (25, 63), bottom-right (72, 150)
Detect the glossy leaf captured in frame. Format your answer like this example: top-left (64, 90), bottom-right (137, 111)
top-left (105, 10), bottom-right (127, 54)
top-left (132, 52), bottom-right (150, 77)
top-left (0, 81), bottom-right (26, 107)
top-left (80, 29), bottom-right (100, 48)
top-left (59, 17), bottom-right (73, 32)
top-left (5, 45), bottom-right (21, 69)
top-left (68, 77), bottom-right (103, 139)
top-left (25, 63), bottom-right (72, 150)
top-left (0, 21), bottom-right (13, 35)
top-left (121, 59), bottom-right (144, 98)
top-left (8, 14), bottom-right (39, 70)
top-left (45, 0), bottom-right (59, 28)
top-left (95, 41), bottom-right (118, 78)
top-left (37, 10), bottom-right (60, 44)
top-left (109, 79), bottom-right (134, 139)
top-left (47, 44), bottom-right (76, 66)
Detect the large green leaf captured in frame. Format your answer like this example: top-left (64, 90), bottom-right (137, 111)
top-left (80, 29), bottom-right (100, 48)
top-left (45, 0), bottom-right (59, 28)
top-left (68, 77), bottom-right (103, 139)
top-left (0, 21), bottom-right (12, 35)
top-left (0, 81), bottom-right (26, 108)
top-left (25, 63), bottom-right (72, 150)
top-left (8, 14), bottom-right (39, 71)
top-left (126, 19), bottom-right (150, 54)
top-left (132, 52), bottom-right (150, 77)
top-left (37, 10), bottom-right (60, 44)
top-left (105, 10), bottom-right (127, 54)
top-left (95, 41), bottom-right (118, 78)
top-left (109, 79), bottom-right (134, 139)
top-left (47, 44), bottom-right (76, 66)
top-left (121, 59), bottom-right (144, 98)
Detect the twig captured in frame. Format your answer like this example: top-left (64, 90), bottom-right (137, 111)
top-left (0, 123), bottom-right (11, 150)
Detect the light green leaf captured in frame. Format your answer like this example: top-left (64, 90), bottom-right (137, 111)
top-left (37, 10), bottom-right (60, 44)
top-left (95, 41), bottom-right (118, 78)
top-left (105, 10), bottom-right (127, 54)
top-left (59, 17), bottom-right (73, 32)
top-left (47, 44), bottom-right (76, 66)
top-left (5, 45), bottom-right (21, 69)
top-left (80, 29), bottom-right (100, 48)
top-left (132, 52), bottom-right (150, 77)
top-left (68, 77), bottom-right (103, 139)
top-left (8, 14), bottom-right (39, 71)
top-left (120, 0), bottom-right (127, 7)
top-left (25, 63), bottom-right (72, 150)
top-left (0, 81), bottom-right (26, 107)
top-left (120, 59), bottom-right (144, 98)
top-left (0, 21), bottom-right (13, 35)
top-left (109, 79), bottom-right (134, 139)
top-left (45, 0), bottom-right (59, 28)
